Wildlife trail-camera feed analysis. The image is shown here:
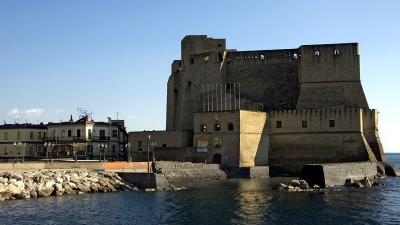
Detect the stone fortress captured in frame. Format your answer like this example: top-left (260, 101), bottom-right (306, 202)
top-left (129, 35), bottom-right (386, 175)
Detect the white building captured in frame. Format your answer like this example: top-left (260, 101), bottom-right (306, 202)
top-left (45, 116), bottom-right (127, 160)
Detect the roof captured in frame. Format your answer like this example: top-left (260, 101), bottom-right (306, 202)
top-left (0, 123), bottom-right (47, 130)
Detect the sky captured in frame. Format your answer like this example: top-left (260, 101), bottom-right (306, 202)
top-left (0, 0), bottom-right (399, 152)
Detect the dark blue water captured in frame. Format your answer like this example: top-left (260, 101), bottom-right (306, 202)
top-left (1, 155), bottom-right (400, 225)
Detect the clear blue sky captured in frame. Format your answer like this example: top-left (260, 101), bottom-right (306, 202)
top-left (0, 0), bottom-right (399, 152)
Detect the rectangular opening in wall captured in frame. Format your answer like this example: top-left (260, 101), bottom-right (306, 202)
top-left (329, 120), bottom-right (335, 128)
top-left (302, 120), bottom-right (308, 128)
top-left (187, 81), bottom-right (191, 88)
top-left (200, 124), bottom-right (207, 133)
top-left (138, 141), bottom-right (142, 151)
top-left (218, 52), bottom-right (223, 62)
top-left (190, 58), bottom-right (194, 64)
top-left (276, 121), bottom-right (282, 128)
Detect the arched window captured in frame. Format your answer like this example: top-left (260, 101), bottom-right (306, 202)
top-left (260, 54), bottom-right (265, 60)
top-left (200, 125), bottom-right (207, 133)
top-left (314, 50), bottom-right (320, 56)
top-left (214, 124), bottom-right (221, 131)
top-left (334, 49), bottom-right (340, 56)
top-left (227, 123), bottom-right (234, 131)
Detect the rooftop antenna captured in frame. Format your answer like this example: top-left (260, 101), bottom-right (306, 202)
top-left (116, 112), bottom-right (120, 120)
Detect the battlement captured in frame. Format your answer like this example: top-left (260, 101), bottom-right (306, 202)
top-left (226, 49), bottom-right (298, 64)
top-left (270, 108), bottom-right (372, 134)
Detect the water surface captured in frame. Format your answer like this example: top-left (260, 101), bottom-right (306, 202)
top-left (1, 154), bottom-right (400, 225)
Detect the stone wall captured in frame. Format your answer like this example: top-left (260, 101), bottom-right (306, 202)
top-left (301, 161), bottom-right (378, 187)
top-left (269, 108), bottom-right (377, 174)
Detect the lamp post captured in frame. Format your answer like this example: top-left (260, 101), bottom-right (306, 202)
top-left (98, 144), bottom-right (108, 162)
top-left (150, 141), bottom-right (157, 164)
top-left (147, 135), bottom-right (150, 173)
top-left (72, 143), bottom-right (78, 162)
top-left (125, 143), bottom-right (131, 162)
top-left (13, 142), bottom-right (26, 163)
top-left (44, 142), bottom-right (55, 162)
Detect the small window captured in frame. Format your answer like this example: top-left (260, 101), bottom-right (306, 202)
top-left (329, 120), bottom-right (335, 128)
top-left (293, 53), bottom-right (298, 59)
top-left (260, 54), bottom-right (265, 60)
top-left (276, 121), bottom-right (282, 128)
top-left (214, 124), bottom-right (221, 131)
top-left (200, 125), bottom-right (207, 133)
top-left (77, 129), bottom-right (81, 137)
top-left (218, 53), bottom-right (223, 62)
top-left (217, 44), bottom-right (222, 47)
top-left (4, 132), bottom-right (7, 140)
top-left (62, 130), bottom-right (65, 137)
top-left (162, 144), bottom-right (167, 148)
top-left (30, 131), bottom-right (34, 139)
top-left (334, 49), bottom-right (340, 56)
top-left (17, 131), bottom-right (20, 139)
top-left (204, 55), bottom-right (209, 61)
top-left (68, 130), bottom-right (72, 137)
top-left (112, 130), bottom-right (118, 138)
top-left (88, 129), bottom-right (92, 139)
top-left (187, 81), bottom-right (191, 88)
top-left (190, 58), bottom-right (194, 64)
top-left (138, 141), bottom-right (142, 151)
top-left (227, 123), bottom-right (234, 131)
top-left (314, 50), bottom-right (320, 56)
top-left (302, 120), bottom-right (308, 128)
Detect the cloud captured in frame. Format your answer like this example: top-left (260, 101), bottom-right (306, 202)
top-left (7, 108), bottom-right (45, 118)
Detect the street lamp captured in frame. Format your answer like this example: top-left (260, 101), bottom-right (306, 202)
top-left (13, 142), bottom-right (26, 163)
top-left (125, 143), bottom-right (131, 162)
top-left (72, 143), bottom-right (79, 162)
top-left (44, 142), bottom-right (55, 162)
top-left (98, 144), bottom-right (108, 162)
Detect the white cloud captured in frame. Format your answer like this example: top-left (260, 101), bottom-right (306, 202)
top-left (7, 108), bottom-right (45, 118)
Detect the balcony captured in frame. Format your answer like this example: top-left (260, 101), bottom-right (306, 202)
top-left (90, 136), bottom-right (110, 141)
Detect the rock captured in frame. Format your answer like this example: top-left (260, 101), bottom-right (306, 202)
top-left (107, 184), bottom-right (117, 192)
top-left (56, 177), bottom-right (64, 184)
top-left (299, 180), bottom-right (309, 189)
top-left (70, 176), bottom-right (80, 185)
top-left (7, 183), bottom-right (21, 195)
top-left (352, 181), bottom-right (364, 188)
top-left (38, 187), bottom-right (54, 197)
top-left (63, 184), bottom-right (77, 195)
top-left (0, 184), bottom-right (7, 193)
top-left (30, 190), bottom-right (38, 198)
top-left (361, 177), bottom-right (372, 187)
top-left (345, 178), bottom-right (354, 187)
top-left (312, 184), bottom-right (320, 189)
top-left (77, 183), bottom-right (91, 193)
top-left (290, 180), bottom-right (300, 187)
top-left (90, 183), bottom-right (99, 192)
top-left (45, 180), bottom-right (56, 189)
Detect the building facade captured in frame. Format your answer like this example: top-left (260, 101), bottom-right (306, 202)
top-left (0, 123), bottom-right (47, 161)
top-left (46, 116), bottom-right (128, 160)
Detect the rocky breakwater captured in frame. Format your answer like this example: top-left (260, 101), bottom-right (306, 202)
top-left (278, 179), bottom-right (321, 192)
top-left (0, 170), bottom-right (137, 201)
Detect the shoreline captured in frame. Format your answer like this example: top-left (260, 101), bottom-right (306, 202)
top-left (0, 169), bottom-right (138, 202)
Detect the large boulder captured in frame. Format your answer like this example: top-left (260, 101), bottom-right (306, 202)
top-left (77, 183), bottom-right (91, 193)
top-left (37, 187), bottom-right (54, 197)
